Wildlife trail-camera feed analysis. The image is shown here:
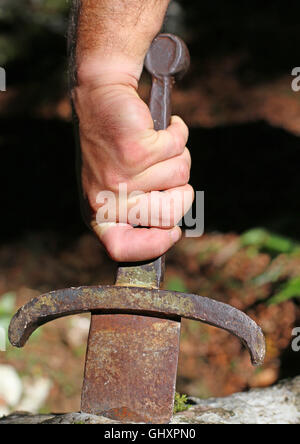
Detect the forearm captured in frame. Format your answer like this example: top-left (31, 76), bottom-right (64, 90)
top-left (71, 0), bottom-right (171, 86)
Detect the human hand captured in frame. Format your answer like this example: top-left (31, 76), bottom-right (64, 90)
top-left (73, 65), bottom-right (194, 262)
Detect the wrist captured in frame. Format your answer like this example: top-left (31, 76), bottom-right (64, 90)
top-left (76, 1), bottom-right (170, 86)
top-left (76, 53), bottom-right (143, 90)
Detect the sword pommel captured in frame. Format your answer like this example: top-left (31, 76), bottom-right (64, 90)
top-left (145, 33), bottom-right (190, 80)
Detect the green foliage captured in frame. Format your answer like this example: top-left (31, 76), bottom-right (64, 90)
top-left (0, 292), bottom-right (16, 345)
top-left (241, 228), bottom-right (297, 254)
top-left (166, 277), bottom-right (188, 293)
top-left (173, 392), bottom-right (190, 414)
top-left (268, 277), bottom-right (300, 305)
top-left (39, 405), bottom-right (52, 415)
top-left (0, 291), bottom-right (16, 316)
top-left (241, 228), bottom-right (300, 305)
top-left (253, 265), bottom-right (283, 286)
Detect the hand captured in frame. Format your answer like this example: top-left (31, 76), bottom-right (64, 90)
top-left (73, 70), bottom-right (194, 262)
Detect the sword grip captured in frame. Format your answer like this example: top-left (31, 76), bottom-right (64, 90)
top-left (145, 33), bottom-right (190, 131)
top-left (116, 34), bottom-right (190, 289)
top-left (148, 75), bottom-right (173, 131)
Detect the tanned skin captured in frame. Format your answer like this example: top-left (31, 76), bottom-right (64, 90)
top-left (70, 0), bottom-right (194, 262)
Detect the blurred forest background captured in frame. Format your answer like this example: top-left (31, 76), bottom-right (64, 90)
top-left (0, 0), bottom-right (300, 415)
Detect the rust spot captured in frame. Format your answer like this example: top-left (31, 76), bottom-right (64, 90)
top-left (81, 314), bottom-right (181, 423)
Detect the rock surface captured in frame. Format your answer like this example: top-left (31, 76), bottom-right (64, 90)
top-left (1, 376), bottom-right (299, 424)
top-left (174, 376), bottom-right (300, 424)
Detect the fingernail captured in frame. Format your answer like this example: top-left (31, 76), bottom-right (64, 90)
top-left (170, 227), bottom-right (181, 243)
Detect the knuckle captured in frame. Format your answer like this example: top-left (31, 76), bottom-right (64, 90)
top-left (187, 184), bottom-right (195, 202)
top-left (174, 135), bottom-right (185, 156)
top-left (176, 117), bottom-right (189, 143)
top-left (183, 185), bottom-right (195, 211)
top-left (177, 161), bottom-right (190, 184)
top-left (184, 147), bottom-right (192, 164)
top-left (181, 122), bottom-right (189, 144)
top-left (173, 130), bottom-right (187, 155)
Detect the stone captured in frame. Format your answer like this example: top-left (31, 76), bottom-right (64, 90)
top-left (0, 365), bottom-right (23, 408)
top-left (0, 376), bottom-right (299, 425)
top-left (173, 376), bottom-right (300, 425)
top-left (16, 377), bottom-right (52, 414)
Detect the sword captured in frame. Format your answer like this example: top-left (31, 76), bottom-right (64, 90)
top-left (9, 34), bottom-right (265, 424)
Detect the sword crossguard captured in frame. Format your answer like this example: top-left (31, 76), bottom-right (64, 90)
top-left (9, 285), bottom-right (265, 366)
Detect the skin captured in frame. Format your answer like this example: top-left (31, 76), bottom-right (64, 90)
top-left (71, 0), bottom-right (194, 262)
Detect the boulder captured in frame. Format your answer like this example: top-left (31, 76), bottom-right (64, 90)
top-left (1, 376), bottom-right (299, 424)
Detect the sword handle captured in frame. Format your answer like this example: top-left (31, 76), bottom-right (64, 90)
top-left (116, 34), bottom-right (190, 289)
top-left (149, 75), bottom-right (173, 131)
top-left (145, 33), bottom-right (190, 131)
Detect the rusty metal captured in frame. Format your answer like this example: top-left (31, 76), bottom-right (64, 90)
top-left (8, 285), bottom-right (265, 366)
top-left (145, 33), bottom-right (190, 131)
top-left (81, 315), bottom-right (180, 423)
top-left (8, 33), bottom-right (266, 424)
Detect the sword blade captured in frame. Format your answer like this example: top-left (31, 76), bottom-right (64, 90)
top-left (81, 314), bottom-right (180, 423)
